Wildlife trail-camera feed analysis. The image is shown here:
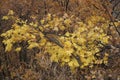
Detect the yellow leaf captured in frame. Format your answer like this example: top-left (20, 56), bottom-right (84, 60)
top-left (59, 26), bottom-right (65, 31)
top-left (50, 54), bottom-right (58, 62)
top-left (15, 47), bottom-right (21, 52)
top-left (27, 42), bottom-right (39, 49)
top-left (64, 19), bottom-right (71, 26)
top-left (62, 58), bottom-right (70, 62)
top-left (68, 58), bottom-right (79, 70)
top-left (47, 13), bottom-right (51, 20)
top-left (53, 27), bottom-right (59, 31)
top-left (64, 41), bottom-right (72, 48)
top-left (5, 44), bottom-right (12, 52)
top-left (65, 32), bottom-right (70, 37)
top-left (39, 38), bottom-right (46, 46)
top-left (8, 10), bottom-right (14, 15)
top-left (40, 20), bottom-right (45, 24)
top-left (39, 26), bottom-right (44, 32)
top-left (2, 16), bottom-right (9, 20)
top-left (77, 38), bottom-right (86, 44)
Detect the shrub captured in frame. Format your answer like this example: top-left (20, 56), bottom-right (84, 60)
top-left (1, 10), bottom-right (113, 71)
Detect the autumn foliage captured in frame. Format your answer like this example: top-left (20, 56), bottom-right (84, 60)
top-left (0, 0), bottom-right (120, 80)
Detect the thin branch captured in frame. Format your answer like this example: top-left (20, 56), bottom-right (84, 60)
top-left (44, 0), bottom-right (47, 15)
top-left (65, 0), bottom-right (69, 12)
top-left (113, 0), bottom-right (120, 10)
top-left (102, 3), bottom-right (120, 36)
top-left (115, 12), bottom-right (120, 19)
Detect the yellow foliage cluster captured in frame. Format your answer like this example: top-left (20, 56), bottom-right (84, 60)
top-left (1, 10), bottom-right (112, 70)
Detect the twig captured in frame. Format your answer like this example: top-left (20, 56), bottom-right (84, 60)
top-left (113, 0), bottom-right (120, 10)
top-left (102, 3), bottom-right (120, 36)
top-left (115, 12), bottom-right (120, 19)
